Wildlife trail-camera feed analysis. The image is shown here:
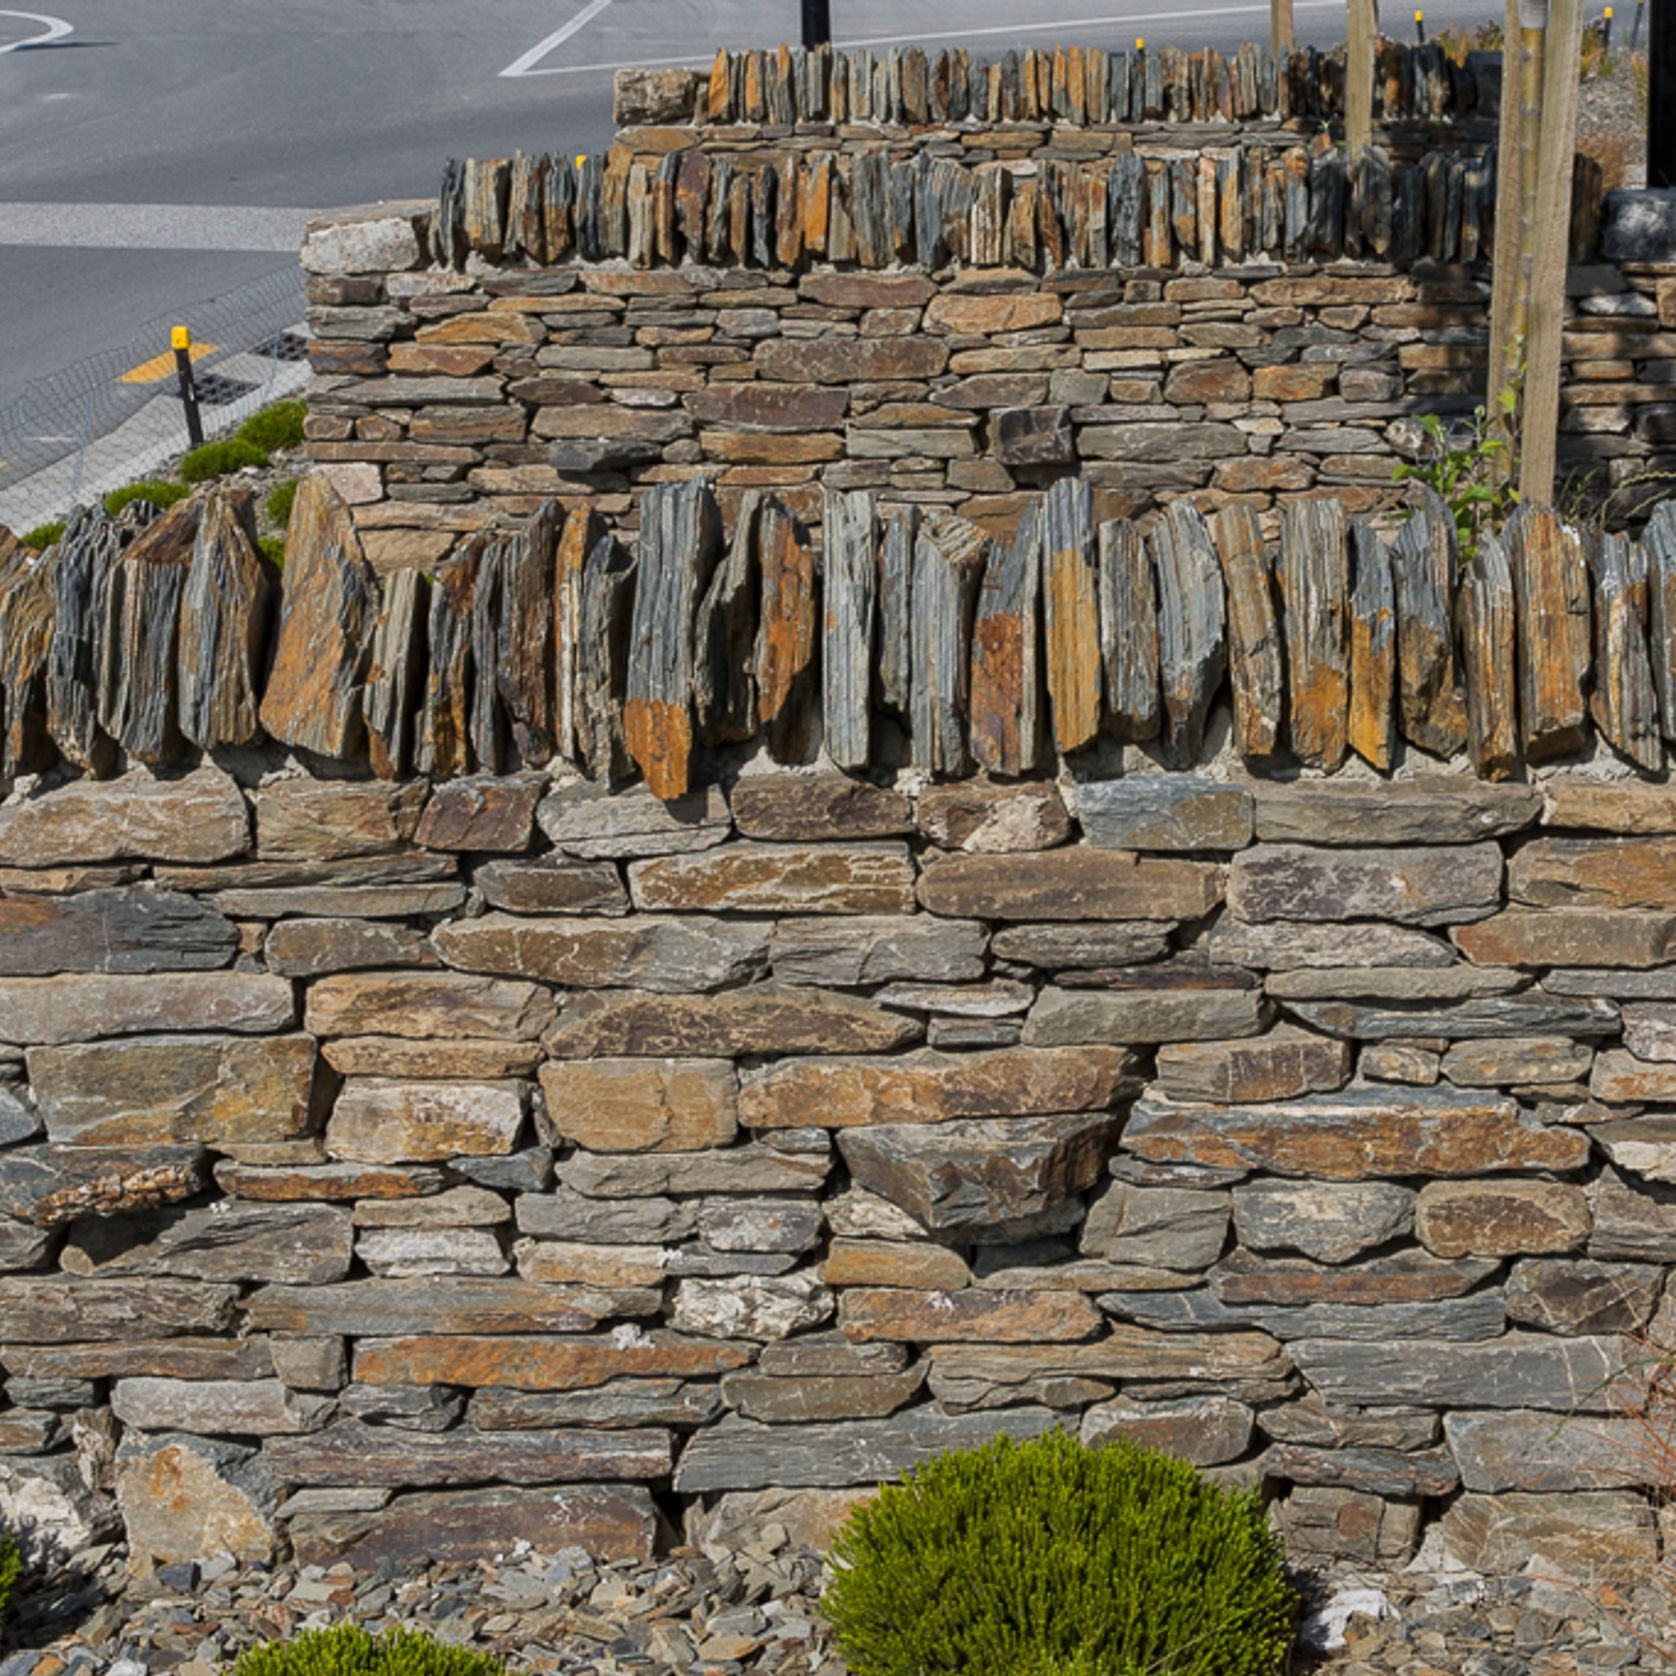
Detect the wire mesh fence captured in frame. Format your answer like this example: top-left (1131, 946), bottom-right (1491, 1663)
top-left (0, 265), bottom-right (311, 536)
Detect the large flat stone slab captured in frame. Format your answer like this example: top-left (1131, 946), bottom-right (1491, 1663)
top-left (1123, 1087), bottom-right (1590, 1179)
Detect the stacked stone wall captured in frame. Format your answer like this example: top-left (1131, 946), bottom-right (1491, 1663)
top-left (296, 38), bottom-right (1665, 560)
top-left (0, 757), bottom-right (1670, 1584)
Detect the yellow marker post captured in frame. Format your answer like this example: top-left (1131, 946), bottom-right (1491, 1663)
top-left (1135, 37), bottom-right (1145, 50)
top-left (1414, 9), bottom-right (1427, 42)
top-left (171, 326), bottom-right (205, 449)
top-left (1604, 4), bottom-right (1614, 50)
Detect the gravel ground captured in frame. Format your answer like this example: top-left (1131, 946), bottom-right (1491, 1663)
top-left (2, 1541), bottom-right (1671, 1676)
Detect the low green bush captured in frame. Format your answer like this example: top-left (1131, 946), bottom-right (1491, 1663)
top-left (237, 400), bottom-right (307, 454)
top-left (822, 1430), bottom-right (1298, 1676)
top-left (21, 522), bottom-right (64, 551)
top-left (265, 478), bottom-right (299, 528)
top-left (232, 1624), bottom-right (504, 1676)
top-left (180, 437), bottom-right (269, 484)
top-left (259, 535), bottom-right (286, 570)
top-left (0, 1531), bottom-right (21, 1622)
top-left (104, 479), bottom-right (191, 516)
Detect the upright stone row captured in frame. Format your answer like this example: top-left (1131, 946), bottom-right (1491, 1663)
top-left (619, 39), bottom-right (1496, 130)
top-left (8, 478), bottom-right (1676, 795)
top-left (436, 140), bottom-right (1523, 277)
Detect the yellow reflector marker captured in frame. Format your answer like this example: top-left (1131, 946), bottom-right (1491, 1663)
top-left (119, 341), bottom-right (217, 385)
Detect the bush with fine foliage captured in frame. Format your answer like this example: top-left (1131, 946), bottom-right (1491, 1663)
top-left (21, 522), bottom-right (64, 551)
top-left (180, 437), bottom-right (269, 483)
top-left (0, 1532), bottom-right (20, 1622)
top-left (237, 400), bottom-right (307, 453)
top-left (232, 1624), bottom-right (505, 1676)
top-left (821, 1430), bottom-right (1298, 1676)
top-left (104, 479), bottom-right (191, 516)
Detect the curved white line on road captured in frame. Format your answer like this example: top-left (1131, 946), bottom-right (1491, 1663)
top-left (509, 0), bottom-right (1347, 75)
top-left (501, 0), bottom-right (615, 78)
top-left (0, 10), bottom-right (73, 54)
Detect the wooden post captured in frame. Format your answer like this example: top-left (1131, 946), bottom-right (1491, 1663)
top-left (1346, 0), bottom-right (1378, 156)
top-left (1273, 0), bottom-right (1295, 52)
top-left (1486, 0), bottom-right (1525, 443)
top-left (1519, 0), bottom-right (1583, 506)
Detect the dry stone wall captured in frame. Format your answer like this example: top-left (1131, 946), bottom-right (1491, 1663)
top-left (0, 755), bottom-right (1670, 1584)
top-left (296, 38), bottom-right (1661, 554)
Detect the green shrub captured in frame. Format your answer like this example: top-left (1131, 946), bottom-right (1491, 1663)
top-left (265, 478), bottom-right (299, 528)
top-left (237, 400), bottom-right (307, 454)
top-left (20, 522), bottom-right (64, 551)
top-left (0, 1531), bottom-right (20, 1622)
top-left (104, 479), bottom-right (191, 516)
top-left (822, 1430), bottom-right (1298, 1676)
top-left (179, 437), bottom-right (269, 484)
top-left (259, 535), bottom-right (286, 570)
top-left (231, 1624), bottom-right (504, 1676)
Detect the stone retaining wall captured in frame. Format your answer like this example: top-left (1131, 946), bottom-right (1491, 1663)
top-left (297, 38), bottom-right (1661, 550)
top-left (0, 754), bottom-right (1669, 1585)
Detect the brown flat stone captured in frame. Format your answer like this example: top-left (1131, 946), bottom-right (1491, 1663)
top-left (0, 768), bottom-right (248, 866)
top-left (544, 984), bottom-right (921, 1059)
top-left (741, 1046), bottom-right (1139, 1129)
top-left (1123, 1086), bottom-right (1590, 1179)
top-left (1416, 1180), bottom-right (1593, 1258)
top-left (628, 844), bottom-right (916, 915)
top-left (540, 1058), bottom-right (737, 1152)
top-left (305, 973), bottom-right (555, 1040)
top-left (325, 1079), bottom-right (526, 1162)
top-left (29, 1034), bottom-right (320, 1147)
top-left (1455, 908), bottom-right (1676, 969)
top-left (0, 972), bottom-right (293, 1046)
top-left (729, 776), bottom-right (912, 841)
top-left (838, 1287), bottom-right (1100, 1344)
top-left (351, 1331), bottom-right (752, 1389)
top-left (918, 850), bottom-right (1222, 921)
top-left (254, 781), bottom-right (426, 861)
top-left (1156, 1031), bottom-right (1352, 1103)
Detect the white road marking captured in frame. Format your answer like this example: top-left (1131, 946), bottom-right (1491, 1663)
top-left (0, 203), bottom-right (315, 251)
top-left (506, 0), bottom-right (1350, 75)
top-left (0, 9), bottom-right (73, 54)
top-left (500, 0), bottom-right (617, 78)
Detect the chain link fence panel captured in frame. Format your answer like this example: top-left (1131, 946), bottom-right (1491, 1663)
top-left (0, 266), bottom-right (310, 536)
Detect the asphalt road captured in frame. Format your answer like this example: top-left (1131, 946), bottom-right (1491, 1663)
top-left (0, 0), bottom-right (1506, 417)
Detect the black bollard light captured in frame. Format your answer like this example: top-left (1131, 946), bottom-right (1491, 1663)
top-left (801, 0), bottom-right (832, 48)
top-left (1653, 0), bottom-right (1676, 187)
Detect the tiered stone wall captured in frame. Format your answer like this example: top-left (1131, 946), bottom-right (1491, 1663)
top-left (0, 756), bottom-right (1669, 1583)
top-left (296, 39), bottom-right (1662, 561)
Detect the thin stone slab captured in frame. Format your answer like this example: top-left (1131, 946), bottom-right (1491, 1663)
top-left (1248, 781), bottom-right (1541, 846)
top-left (178, 489), bottom-right (276, 751)
top-left (245, 1278), bottom-right (614, 1337)
top-left (0, 767), bottom-right (249, 866)
top-left (672, 1407), bottom-right (1058, 1491)
top-left (1149, 502), bottom-right (1224, 765)
top-left (0, 890), bottom-right (237, 977)
top-left (1457, 529), bottom-right (1520, 778)
top-left (1278, 499), bottom-right (1350, 770)
top-left (1211, 506), bottom-right (1281, 761)
top-left (1098, 518), bottom-right (1161, 745)
top-left (259, 477), bottom-right (380, 759)
top-left (434, 913), bottom-right (770, 992)
top-left (1291, 1333), bottom-right (1635, 1412)
top-left (62, 1202), bottom-right (352, 1284)
top-left (1123, 1086), bottom-right (1590, 1179)
top-left (969, 506), bottom-right (1046, 778)
top-left (1389, 491), bottom-right (1468, 758)
top-left (537, 782), bottom-right (731, 860)
top-left (1078, 777), bottom-right (1253, 851)
top-left (769, 916), bottom-right (987, 985)
top-left (1506, 504), bottom-right (1592, 763)
top-left (1228, 843), bottom-right (1502, 926)
top-left (624, 478), bottom-right (721, 799)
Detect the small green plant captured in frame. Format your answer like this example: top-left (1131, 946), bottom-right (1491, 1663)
top-left (231, 1624), bottom-right (505, 1676)
top-left (180, 437), bottom-right (269, 484)
top-left (237, 400), bottom-right (307, 454)
top-left (1393, 392), bottom-right (1520, 562)
top-left (821, 1430), bottom-right (1298, 1676)
top-left (265, 478), bottom-right (299, 528)
top-left (0, 1531), bottom-right (21, 1623)
top-left (104, 479), bottom-right (191, 517)
top-left (20, 522), bottom-right (65, 551)
top-left (259, 535), bottom-right (287, 569)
